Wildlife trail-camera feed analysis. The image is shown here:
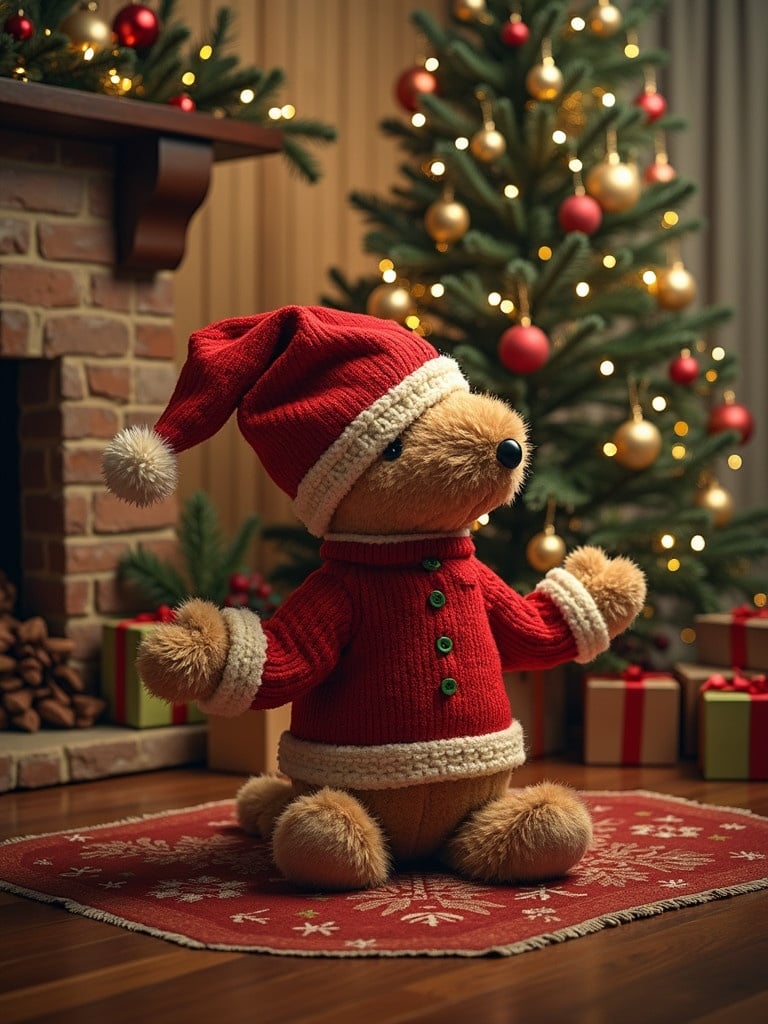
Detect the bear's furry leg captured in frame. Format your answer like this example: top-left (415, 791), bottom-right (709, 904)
top-left (271, 787), bottom-right (391, 891)
top-left (442, 781), bottom-right (593, 884)
top-left (236, 775), bottom-right (294, 838)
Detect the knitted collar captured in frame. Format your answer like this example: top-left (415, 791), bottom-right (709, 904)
top-left (320, 533), bottom-right (475, 567)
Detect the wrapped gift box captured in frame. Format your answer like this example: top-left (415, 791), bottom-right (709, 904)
top-left (101, 613), bottom-right (206, 729)
top-left (207, 704), bottom-right (292, 775)
top-left (699, 673), bottom-right (768, 779)
top-left (674, 662), bottom-right (737, 758)
top-left (503, 667), bottom-right (566, 757)
top-left (695, 608), bottom-right (768, 672)
top-left (583, 668), bottom-right (680, 765)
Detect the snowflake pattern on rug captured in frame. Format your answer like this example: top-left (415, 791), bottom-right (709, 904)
top-left (1, 792), bottom-right (767, 958)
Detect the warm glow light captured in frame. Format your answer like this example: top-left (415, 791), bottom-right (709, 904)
top-left (681, 627), bottom-right (696, 644)
top-left (602, 92), bottom-right (616, 107)
top-left (571, 16), bottom-right (586, 30)
top-left (281, 104), bottom-right (296, 119)
top-left (552, 130), bottom-right (567, 144)
top-left (568, 158), bottom-right (583, 173)
top-left (755, 592), bottom-right (767, 608)
top-left (712, 346), bottom-right (726, 361)
top-left (600, 360), bottom-right (615, 376)
top-left (405, 315), bottom-right (421, 329)
top-left (651, 395), bottom-right (667, 412)
top-left (379, 259), bottom-right (394, 272)
top-left (575, 281), bottom-right (590, 297)
top-left (705, 369), bottom-right (718, 383)
top-left (727, 453), bottom-right (743, 470)
top-left (667, 558), bottom-right (681, 572)
top-left (642, 270), bottom-right (657, 285)
top-left (425, 56), bottom-right (439, 71)
top-left (110, 73), bottom-right (120, 84)
top-left (674, 421), bottom-right (689, 436)
top-left (430, 282), bottom-right (445, 297)
top-left (504, 184), bottom-right (520, 198)
top-left (83, 46), bottom-right (95, 61)
top-left (690, 535), bottom-right (706, 551)
top-left (182, 71), bottom-right (196, 86)
top-left (382, 269), bottom-right (397, 283)
top-left (240, 88), bottom-right (255, 103)
top-left (603, 442), bottom-right (618, 457)
top-left (199, 44), bottom-right (213, 59)
top-left (538, 246), bottom-right (553, 260)
top-left (121, 77), bottom-right (132, 91)
top-left (488, 291), bottom-right (502, 306)
top-left (624, 42), bottom-right (640, 58)
top-left (455, 136), bottom-right (469, 150)
top-left (660, 534), bottom-right (675, 549)
top-left (411, 112), bottom-right (427, 127)
top-left (268, 106), bottom-right (282, 119)
top-left (500, 299), bottom-right (514, 313)
top-left (662, 210), bottom-right (679, 227)
top-left (602, 254), bottom-right (617, 268)
top-left (430, 160), bottom-right (446, 176)
top-left (671, 444), bottom-right (687, 460)
top-left (476, 513), bottom-right (490, 527)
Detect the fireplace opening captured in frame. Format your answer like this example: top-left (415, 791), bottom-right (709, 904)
top-left (0, 360), bottom-right (22, 603)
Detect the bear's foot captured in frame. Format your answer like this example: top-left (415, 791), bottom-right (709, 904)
top-left (443, 781), bottom-right (592, 884)
top-left (236, 775), bottom-right (294, 838)
top-left (272, 787), bottom-right (391, 891)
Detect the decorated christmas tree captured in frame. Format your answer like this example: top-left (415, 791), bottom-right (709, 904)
top-left (0, 0), bottom-right (335, 181)
top-left (269, 0), bottom-right (768, 668)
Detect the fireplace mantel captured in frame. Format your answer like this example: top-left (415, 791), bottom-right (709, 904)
top-left (0, 78), bottom-right (282, 271)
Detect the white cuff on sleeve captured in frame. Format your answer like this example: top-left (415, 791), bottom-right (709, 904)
top-left (536, 567), bottom-right (610, 664)
top-left (196, 608), bottom-right (267, 716)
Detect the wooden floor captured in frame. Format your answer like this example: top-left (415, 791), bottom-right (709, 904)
top-left (1, 759), bottom-right (767, 1024)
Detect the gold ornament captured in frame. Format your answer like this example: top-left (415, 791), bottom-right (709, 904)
top-left (655, 261), bottom-right (697, 310)
top-left (424, 195), bottom-right (470, 245)
top-left (612, 413), bottom-right (663, 470)
top-left (526, 526), bottom-right (567, 572)
top-left (470, 126), bottom-right (506, 163)
top-left (526, 61), bottom-right (564, 101)
top-left (60, 1), bottom-right (112, 52)
top-left (453, 0), bottom-right (486, 22)
top-left (588, 2), bottom-right (624, 37)
top-left (696, 482), bottom-right (734, 527)
top-left (585, 155), bottom-right (641, 213)
top-left (366, 283), bottom-right (415, 323)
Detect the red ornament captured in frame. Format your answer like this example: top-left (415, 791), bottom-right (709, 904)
top-left (635, 90), bottom-right (668, 123)
top-left (668, 353), bottom-right (699, 385)
top-left (3, 11), bottom-right (34, 40)
top-left (558, 193), bottom-right (603, 235)
top-left (498, 324), bottom-right (551, 375)
top-left (707, 402), bottom-right (755, 444)
top-left (113, 4), bottom-right (159, 49)
top-left (644, 159), bottom-right (676, 184)
top-left (500, 19), bottom-right (529, 46)
top-left (395, 66), bottom-right (439, 113)
top-left (167, 93), bottom-right (196, 113)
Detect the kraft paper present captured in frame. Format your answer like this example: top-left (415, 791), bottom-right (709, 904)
top-left (699, 682), bottom-right (768, 780)
top-left (101, 616), bottom-right (207, 729)
top-left (207, 705), bottom-right (292, 775)
top-left (503, 667), bottom-right (566, 757)
top-left (695, 609), bottom-right (768, 672)
top-left (583, 670), bottom-right (680, 765)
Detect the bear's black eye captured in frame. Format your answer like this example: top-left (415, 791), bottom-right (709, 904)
top-left (382, 437), bottom-right (403, 461)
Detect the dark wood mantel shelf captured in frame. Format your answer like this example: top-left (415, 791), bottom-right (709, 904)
top-left (0, 78), bottom-right (283, 271)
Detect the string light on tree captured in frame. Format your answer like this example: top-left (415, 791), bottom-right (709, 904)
top-left (112, 4), bottom-right (160, 49)
top-left (60, 2), bottom-right (112, 54)
top-left (3, 9), bottom-right (35, 40)
top-left (585, 130), bottom-right (642, 213)
top-left (500, 11), bottom-right (529, 47)
top-left (470, 91), bottom-right (507, 163)
top-left (526, 38), bottom-right (563, 102)
top-left (610, 380), bottom-right (663, 470)
top-left (526, 500), bottom-right (567, 571)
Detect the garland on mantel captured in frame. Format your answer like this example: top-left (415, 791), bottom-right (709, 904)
top-left (0, 0), bottom-right (336, 181)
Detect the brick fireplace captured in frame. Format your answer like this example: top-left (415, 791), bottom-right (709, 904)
top-left (0, 82), bottom-right (280, 778)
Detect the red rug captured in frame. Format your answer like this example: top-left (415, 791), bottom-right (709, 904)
top-left (1, 791), bottom-right (767, 958)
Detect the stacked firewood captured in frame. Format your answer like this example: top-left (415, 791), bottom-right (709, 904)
top-left (0, 572), bottom-right (106, 732)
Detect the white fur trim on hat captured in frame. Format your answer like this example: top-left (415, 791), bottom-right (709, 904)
top-left (197, 608), bottom-right (268, 716)
top-left (102, 425), bottom-right (178, 506)
top-left (277, 722), bottom-right (524, 790)
top-left (536, 567), bottom-right (610, 664)
top-left (294, 356), bottom-right (469, 537)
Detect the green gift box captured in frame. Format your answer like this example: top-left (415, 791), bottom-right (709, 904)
top-left (101, 614), bottom-right (206, 729)
top-left (698, 674), bottom-right (768, 780)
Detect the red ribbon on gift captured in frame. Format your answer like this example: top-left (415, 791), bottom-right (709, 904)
top-left (114, 607), bottom-right (191, 725)
top-left (621, 665), bottom-right (670, 764)
top-left (701, 670), bottom-right (768, 778)
top-left (729, 605), bottom-right (768, 669)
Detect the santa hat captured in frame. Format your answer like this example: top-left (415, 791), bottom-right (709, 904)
top-left (103, 305), bottom-right (468, 537)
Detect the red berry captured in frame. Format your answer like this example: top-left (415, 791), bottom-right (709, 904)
top-left (229, 572), bottom-right (250, 593)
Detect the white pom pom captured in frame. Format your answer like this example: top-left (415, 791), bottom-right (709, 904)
top-left (102, 425), bottom-right (178, 506)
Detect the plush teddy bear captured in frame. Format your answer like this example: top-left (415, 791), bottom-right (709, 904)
top-left (103, 305), bottom-right (646, 892)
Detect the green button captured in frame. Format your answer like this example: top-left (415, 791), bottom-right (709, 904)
top-left (440, 677), bottom-right (458, 696)
top-left (436, 636), bottom-right (453, 655)
top-left (422, 558), bottom-right (442, 571)
top-left (428, 589), bottom-right (446, 609)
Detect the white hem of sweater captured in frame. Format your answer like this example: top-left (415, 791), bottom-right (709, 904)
top-left (294, 356), bottom-right (468, 537)
top-left (277, 721), bottom-right (524, 790)
top-left (536, 568), bottom-right (610, 663)
top-left (196, 608), bottom-right (267, 716)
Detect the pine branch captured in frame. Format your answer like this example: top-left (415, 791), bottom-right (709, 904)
top-left (117, 548), bottom-right (189, 608)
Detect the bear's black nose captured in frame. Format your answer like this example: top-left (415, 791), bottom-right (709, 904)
top-left (496, 439), bottom-right (524, 469)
